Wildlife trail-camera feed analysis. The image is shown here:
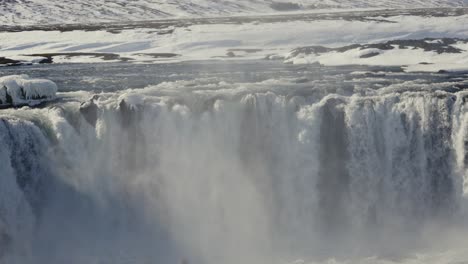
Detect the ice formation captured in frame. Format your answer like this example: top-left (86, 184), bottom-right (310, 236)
top-left (0, 75), bottom-right (58, 107)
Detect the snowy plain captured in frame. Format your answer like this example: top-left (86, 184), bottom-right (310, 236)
top-left (1, 9), bottom-right (468, 73)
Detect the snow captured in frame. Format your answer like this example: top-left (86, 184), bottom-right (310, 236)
top-left (285, 46), bottom-right (468, 71)
top-left (405, 63), bottom-right (468, 73)
top-left (1, 14), bottom-right (468, 71)
top-left (0, 75), bottom-right (58, 106)
top-left (1, 4), bottom-right (467, 73)
top-left (51, 55), bottom-right (121, 64)
top-left (0, 0), bottom-right (467, 25)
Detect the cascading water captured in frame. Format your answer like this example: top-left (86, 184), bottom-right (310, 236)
top-left (0, 75), bottom-right (467, 264)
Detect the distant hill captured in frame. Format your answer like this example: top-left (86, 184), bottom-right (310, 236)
top-left (1, 0), bottom-right (467, 25)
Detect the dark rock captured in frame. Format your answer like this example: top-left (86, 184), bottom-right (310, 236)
top-left (0, 232), bottom-right (12, 258)
top-left (317, 98), bottom-right (350, 233)
top-left (291, 38), bottom-right (468, 59)
top-left (360, 52), bottom-right (380, 58)
top-left (385, 38), bottom-right (464, 53)
top-left (119, 99), bottom-right (139, 129)
top-left (134, 53), bottom-right (179, 58)
top-left (270, 2), bottom-right (302, 11)
top-left (361, 43), bottom-right (395, 51)
top-left (27, 52), bottom-right (123, 62)
top-left (118, 99), bottom-right (147, 172)
top-left (38, 57), bottom-right (53, 64)
top-left (288, 46), bottom-right (332, 57)
top-left (335, 44), bottom-right (363, 52)
top-left (0, 57), bottom-right (21, 66)
top-left (79, 95), bottom-right (99, 127)
top-left (226, 51), bottom-right (236, 57)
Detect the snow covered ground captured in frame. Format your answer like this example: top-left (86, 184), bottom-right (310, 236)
top-left (283, 38), bottom-right (468, 72)
top-left (1, 0), bottom-right (468, 26)
top-left (1, 9), bottom-right (468, 73)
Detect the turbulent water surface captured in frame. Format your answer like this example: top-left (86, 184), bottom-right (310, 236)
top-left (0, 60), bottom-right (467, 264)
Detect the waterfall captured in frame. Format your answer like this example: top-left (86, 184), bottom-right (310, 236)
top-left (0, 79), bottom-right (466, 263)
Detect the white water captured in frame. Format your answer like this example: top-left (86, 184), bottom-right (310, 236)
top-left (0, 78), bottom-right (467, 264)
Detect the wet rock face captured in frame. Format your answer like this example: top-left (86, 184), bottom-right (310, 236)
top-left (0, 86), bottom-right (13, 106)
top-left (119, 99), bottom-right (135, 129)
top-left (0, 231), bottom-right (12, 258)
top-left (80, 96), bottom-right (99, 127)
top-left (317, 98), bottom-right (350, 234)
top-left (117, 98), bottom-right (147, 172)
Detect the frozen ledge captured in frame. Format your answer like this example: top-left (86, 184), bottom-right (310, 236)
top-left (0, 75), bottom-right (58, 108)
